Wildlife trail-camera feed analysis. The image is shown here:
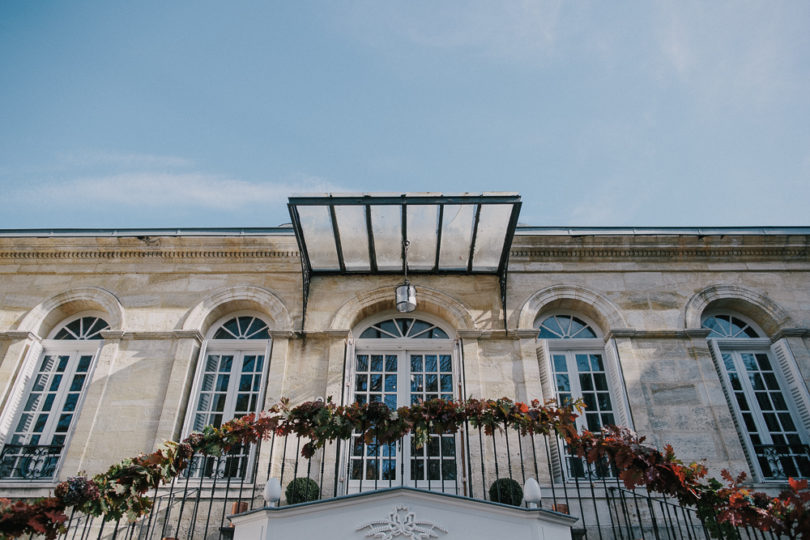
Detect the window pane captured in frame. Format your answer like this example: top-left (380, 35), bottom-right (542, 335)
top-left (62, 393), bottom-right (78, 412)
top-left (425, 355), bottom-right (437, 372)
top-left (70, 374), bottom-right (85, 392)
top-left (439, 355), bottom-right (452, 372)
top-left (76, 356), bottom-right (92, 372)
top-left (43, 394), bottom-right (55, 412)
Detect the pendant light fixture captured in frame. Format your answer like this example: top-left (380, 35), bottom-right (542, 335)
top-left (395, 240), bottom-right (417, 312)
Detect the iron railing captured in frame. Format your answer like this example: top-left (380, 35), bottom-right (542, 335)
top-left (11, 429), bottom-right (801, 539)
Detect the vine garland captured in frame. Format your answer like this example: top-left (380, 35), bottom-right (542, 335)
top-left (0, 397), bottom-right (808, 539)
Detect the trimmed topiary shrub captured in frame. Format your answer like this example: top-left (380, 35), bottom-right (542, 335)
top-left (489, 478), bottom-right (523, 506)
top-left (285, 477), bottom-right (319, 504)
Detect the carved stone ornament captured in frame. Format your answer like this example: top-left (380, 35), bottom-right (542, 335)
top-left (357, 506), bottom-right (447, 539)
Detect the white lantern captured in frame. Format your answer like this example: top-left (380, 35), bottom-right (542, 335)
top-left (263, 477), bottom-right (281, 506)
top-left (523, 478), bottom-right (542, 508)
top-left (395, 282), bottom-right (417, 312)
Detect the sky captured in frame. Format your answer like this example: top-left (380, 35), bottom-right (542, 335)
top-left (0, 1), bottom-right (808, 228)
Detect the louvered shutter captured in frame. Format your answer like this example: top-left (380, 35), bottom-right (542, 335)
top-left (605, 338), bottom-right (632, 429)
top-left (180, 339), bottom-right (209, 438)
top-left (342, 337), bottom-right (355, 406)
top-left (771, 339), bottom-right (810, 435)
top-left (0, 340), bottom-right (42, 447)
top-left (707, 339), bottom-right (757, 476)
top-left (536, 340), bottom-right (553, 402)
top-left (536, 340), bottom-right (564, 481)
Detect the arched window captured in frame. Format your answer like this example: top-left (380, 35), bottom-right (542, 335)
top-left (0, 315), bottom-right (109, 481)
top-left (536, 313), bottom-right (629, 480)
top-left (350, 315), bottom-right (456, 492)
top-left (184, 314), bottom-right (271, 479)
top-left (703, 313), bottom-right (810, 480)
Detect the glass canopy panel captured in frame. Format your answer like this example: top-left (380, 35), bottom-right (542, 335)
top-left (297, 205), bottom-right (340, 270)
top-left (406, 205), bottom-right (439, 270)
top-left (438, 204), bottom-right (475, 270)
top-left (334, 205), bottom-right (370, 271)
top-left (472, 204), bottom-right (513, 271)
top-left (370, 205), bottom-right (402, 271)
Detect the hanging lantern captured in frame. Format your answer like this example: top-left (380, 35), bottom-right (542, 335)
top-left (395, 282), bottom-right (417, 312)
top-left (395, 240), bottom-right (417, 312)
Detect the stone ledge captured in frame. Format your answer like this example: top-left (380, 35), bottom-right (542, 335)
top-left (608, 329), bottom-right (711, 339)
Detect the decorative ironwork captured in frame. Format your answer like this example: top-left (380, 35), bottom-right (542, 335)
top-left (755, 444), bottom-right (810, 479)
top-left (0, 444), bottom-right (63, 480)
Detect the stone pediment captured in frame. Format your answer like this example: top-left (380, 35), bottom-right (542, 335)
top-left (230, 487), bottom-right (577, 540)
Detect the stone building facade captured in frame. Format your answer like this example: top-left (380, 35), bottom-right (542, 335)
top-left (0, 197), bottom-right (808, 535)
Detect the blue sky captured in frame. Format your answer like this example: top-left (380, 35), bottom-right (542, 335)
top-left (1, 1), bottom-right (808, 228)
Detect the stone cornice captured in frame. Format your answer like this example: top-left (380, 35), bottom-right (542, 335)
top-left (0, 249), bottom-right (299, 261)
top-left (510, 246), bottom-right (809, 261)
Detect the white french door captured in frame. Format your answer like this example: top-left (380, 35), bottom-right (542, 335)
top-left (185, 341), bottom-right (269, 480)
top-left (348, 348), bottom-right (458, 492)
top-left (2, 343), bottom-right (99, 480)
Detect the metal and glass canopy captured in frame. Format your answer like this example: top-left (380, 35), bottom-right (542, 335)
top-left (288, 193), bottom-right (522, 331)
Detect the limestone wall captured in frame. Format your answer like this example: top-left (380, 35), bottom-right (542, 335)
top-left (0, 231), bottom-right (807, 496)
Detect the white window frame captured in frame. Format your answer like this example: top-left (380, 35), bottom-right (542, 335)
top-left (705, 312), bottom-right (810, 481)
top-left (0, 313), bottom-right (106, 483)
top-left (346, 313), bottom-right (460, 494)
top-left (536, 312), bottom-right (632, 481)
top-left (181, 313), bottom-right (273, 482)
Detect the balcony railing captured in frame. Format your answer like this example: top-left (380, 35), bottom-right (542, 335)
top-left (37, 424), bottom-right (796, 540)
top-left (754, 443), bottom-right (810, 480)
top-left (0, 443), bottom-right (63, 481)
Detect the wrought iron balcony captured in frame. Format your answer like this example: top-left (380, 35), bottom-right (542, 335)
top-left (37, 426), bottom-right (787, 540)
top-left (0, 443), bottom-right (63, 481)
top-left (754, 443), bottom-right (810, 480)
top-left (2, 432), bottom-right (797, 539)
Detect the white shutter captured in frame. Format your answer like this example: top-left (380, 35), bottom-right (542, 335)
top-left (0, 340), bottom-right (43, 447)
top-left (342, 337), bottom-right (355, 406)
top-left (180, 339), bottom-right (208, 438)
top-left (536, 340), bottom-right (563, 481)
top-left (605, 338), bottom-right (632, 429)
top-left (707, 339), bottom-right (757, 477)
top-left (771, 339), bottom-right (810, 436)
top-left (536, 340), bottom-right (553, 402)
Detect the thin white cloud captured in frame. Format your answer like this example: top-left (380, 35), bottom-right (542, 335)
top-left (12, 173), bottom-right (342, 211)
